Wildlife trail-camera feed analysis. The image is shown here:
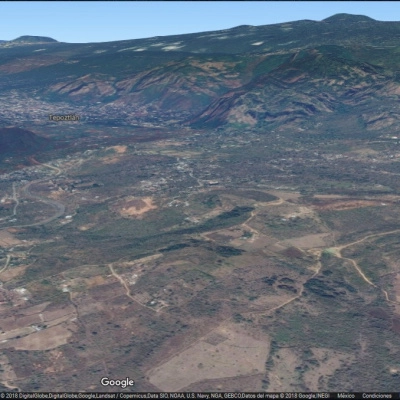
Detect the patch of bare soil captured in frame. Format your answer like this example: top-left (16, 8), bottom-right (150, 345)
top-left (0, 230), bottom-right (22, 247)
top-left (116, 197), bottom-right (157, 218)
top-left (19, 302), bottom-right (51, 316)
top-left (107, 145), bottom-right (127, 154)
top-left (0, 265), bottom-right (28, 281)
top-left (311, 200), bottom-right (383, 211)
top-left (6, 228), bottom-right (26, 234)
top-left (78, 223), bottom-right (96, 231)
top-left (268, 190), bottom-right (301, 201)
top-left (279, 233), bottom-right (333, 249)
top-left (11, 322), bottom-right (78, 351)
top-left (48, 189), bottom-right (66, 200)
top-left (184, 373), bottom-right (264, 392)
top-left (207, 228), bottom-right (243, 243)
top-left (229, 233), bottom-right (277, 251)
top-left (148, 323), bottom-right (269, 391)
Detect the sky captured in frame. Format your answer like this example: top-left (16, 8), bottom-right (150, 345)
top-left (1, 1), bottom-right (399, 43)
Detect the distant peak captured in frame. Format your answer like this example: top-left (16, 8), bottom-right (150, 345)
top-left (231, 24), bottom-right (254, 30)
top-left (9, 35), bottom-right (58, 44)
top-left (323, 14), bottom-right (376, 23)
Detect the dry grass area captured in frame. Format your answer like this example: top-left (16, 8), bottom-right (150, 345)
top-left (267, 347), bottom-right (354, 391)
top-left (282, 205), bottom-right (315, 219)
top-left (118, 197), bottom-right (157, 218)
top-left (61, 265), bottom-right (116, 293)
top-left (0, 230), bottom-right (23, 247)
top-left (84, 275), bottom-right (108, 288)
top-left (312, 200), bottom-right (384, 211)
top-left (0, 303), bottom-right (77, 351)
top-left (185, 373), bottom-right (265, 392)
top-left (148, 323), bottom-right (269, 391)
top-left (249, 293), bottom-right (298, 310)
top-left (107, 145), bottom-right (127, 154)
top-left (278, 233), bottom-right (333, 249)
top-left (268, 190), bottom-right (301, 201)
top-left (11, 323), bottom-right (78, 351)
top-left (0, 353), bottom-right (18, 390)
top-left (303, 348), bottom-right (355, 391)
top-left (267, 347), bottom-right (299, 391)
top-left (207, 228), bottom-right (243, 242)
top-left (0, 265), bottom-right (28, 281)
top-left (119, 253), bottom-right (163, 266)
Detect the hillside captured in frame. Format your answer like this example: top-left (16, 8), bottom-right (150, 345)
top-left (0, 14), bottom-right (399, 131)
top-left (2, 13), bottom-right (400, 393)
top-left (0, 127), bottom-right (50, 155)
top-left (7, 36), bottom-right (58, 44)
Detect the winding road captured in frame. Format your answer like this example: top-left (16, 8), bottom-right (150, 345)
top-left (328, 229), bottom-right (400, 303)
top-left (1, 162), bottom-right (65, 229)
top-left (0, 255), bottom-right (11, 276)
top-left (0, 162), bottom-right (65, 280)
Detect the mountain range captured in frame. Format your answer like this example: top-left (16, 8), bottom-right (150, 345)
top-left (1, 13), bottom-right (399, 132)
top-left (2, 14), bottom-right (400, 392)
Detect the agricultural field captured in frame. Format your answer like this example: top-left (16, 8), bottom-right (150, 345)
top-left (2, 12), bottom-right (400, 392)
top-left (1, 124), bottom-right (400, 392)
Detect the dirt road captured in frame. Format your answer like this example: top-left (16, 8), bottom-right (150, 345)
top-left (0, 255), bottom-right (11, 275)
top-left (1, 162), bottom-right (65, 229)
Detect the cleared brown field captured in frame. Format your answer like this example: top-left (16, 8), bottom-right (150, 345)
top-left (0, 230), bottom-right (22, 247)
top-left (148, 323), bottom-right (270, 391)
top-left (311, 200), bottom-right (384, 211)
top-left (114, 196), bottom-right (157, 218)
top-left (11, 323), bottom-right (78, 351)
top-left (278, 233), bottom-right (333, 249)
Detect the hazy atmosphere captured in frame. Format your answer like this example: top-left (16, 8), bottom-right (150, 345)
top-left (1, 1), bottom-right (399, 42)
top-left (1, 2), bottom-right (400, 394)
